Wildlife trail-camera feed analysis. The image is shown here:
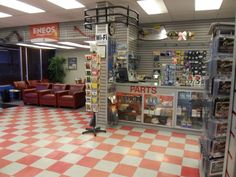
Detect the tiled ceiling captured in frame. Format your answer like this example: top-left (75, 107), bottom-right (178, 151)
top-left (0, 0), bottom-right (235, 28)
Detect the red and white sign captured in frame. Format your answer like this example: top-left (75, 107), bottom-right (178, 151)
top-left (130, 86), bottom-right (157, 94)
top-left (30, 23), bottom-right (59, 42)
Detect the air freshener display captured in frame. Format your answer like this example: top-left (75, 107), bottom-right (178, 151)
top-left (85, 54), bottom-right (100, 112)
top-left (154, 50), bottom-right (207, 87)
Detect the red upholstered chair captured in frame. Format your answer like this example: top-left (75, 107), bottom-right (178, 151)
top-left (39, 84), bottom-right (69, 107)
top-left (23, 83), bottom-right (52, 105)
top-left (26, 80), bottom-right (40, 88)
top-left (13, 81), bottom-right (29, 99)
top-left (57, 84), bottom-right (85, 109)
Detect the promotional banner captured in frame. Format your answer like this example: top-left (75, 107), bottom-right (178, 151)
top-left (30, 23), bottom-right (59, 42)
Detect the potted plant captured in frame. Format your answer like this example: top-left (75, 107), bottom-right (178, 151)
top-left (48, 56), bottom-right (66, 83)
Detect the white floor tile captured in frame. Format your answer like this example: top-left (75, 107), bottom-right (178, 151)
top-left (184, 144), bottom-right (200, 152)
top-left (94, 160), bottom-right (117, 172)
top-left (58, 144), bottom-right (78, 153)
top-left (3, 151), bottom-right (27, 161)
top-left (157, 130), bottom-right (172, 136)
top-left (140, 133), bottom-right (156, 139)
top-left (152, 139), bottom-right (169, 147)
top-left (0, 162), bottom-right (26, 175)
top-left (35, 170), bottom-right (60, 177)
top-left (123, 135), bottom-right (139, 142)
top-left (160, 162), bottom-right (181, 176)
top-left (120, 155), bottom-right (142, 166)
top-left (6, 143), bottom-right (27, 151)
top-left (31, 158), bottom-right (57, 169)
top-left (182, 157), bottom-right (199, 168)
top-left (133, 168), bottom-right (158, 177)
top-left (111, 146), bottom-right (130, 155)
top-left (87, 149), bottom-right (108, 159)
top-left (64, 165), bottom-right (90, 177)
top-left (144, 151), bottom-right (164, 161)
top-left (103, 138), bottom-right (120, 145)
top-left (32, 148), bottom-right (54, 157)
top-left (165, 148), bottom-right (184, 157)
top-left (55, 137), bottom-right (74, 144)
top-left (80, 141), bottom-right (100, 149)
top-left (32, 140), bottom-right (51, 147)
top-left (170, 137), bottom-right (186, 144)
top-left (60, 153), bottom-right (83, 164)
top-left (132, 142), bottom-right (150, 151)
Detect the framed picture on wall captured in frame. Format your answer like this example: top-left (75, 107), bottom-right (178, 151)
top-left (68, 58), bottom-right (77, 70)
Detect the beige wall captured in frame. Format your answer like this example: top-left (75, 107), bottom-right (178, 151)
top-left (56, 49), bottom-right (89, 84)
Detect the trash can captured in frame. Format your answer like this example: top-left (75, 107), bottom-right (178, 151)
top-left (1, 90), bottom-right (11, 103)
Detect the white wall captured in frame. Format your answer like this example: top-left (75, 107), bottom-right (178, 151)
top-left (56, 49), bottom-right (89, 84)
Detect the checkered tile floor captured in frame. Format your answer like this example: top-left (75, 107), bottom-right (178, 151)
top-left (0, 106), bottom-right (200, 177)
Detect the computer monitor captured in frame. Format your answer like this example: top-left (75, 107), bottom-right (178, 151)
top-left (117, 68), bottom-right (129, 83)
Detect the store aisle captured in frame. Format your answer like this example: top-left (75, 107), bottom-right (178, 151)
top-left (0, 106), bottom-right (200, 177)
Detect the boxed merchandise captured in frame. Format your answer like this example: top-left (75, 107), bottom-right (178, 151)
top-left (211, 78), bottom-right (231, 96)
top-left (213, 97), bottom-right (230, 119)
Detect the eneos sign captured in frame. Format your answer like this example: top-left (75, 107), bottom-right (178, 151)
top-left (30, 23), bottom-right (59, 42)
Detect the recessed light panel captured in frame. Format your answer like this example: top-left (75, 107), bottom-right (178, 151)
top-left (58, 42), bottom-right (90, 49)
top-left (137, 0), bottom-right (168, 15)
top-left (195, 0), bottom-right (223, 11)
top-left (0, 0), bottom-right (45, 13)
top-left (0, 12), bottom-right (12, 18)
top-left (47, 0), bottom-right (85, 9)
top-left (35, 43), bottom-right (75, 49)
top-left (17, 43), bottom-right (55, 49)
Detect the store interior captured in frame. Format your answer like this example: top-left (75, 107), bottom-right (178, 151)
top-left (0, 0), bottom-right (235, 177)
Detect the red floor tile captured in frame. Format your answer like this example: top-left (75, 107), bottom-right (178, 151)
top-left (110, 134), bottom-right (125, 139)
top-left (47, 161), bottom-right (73, 174)
top-left (158, 172), bottom-right (179, 177)
top-left (144, 129), bottom-right (158, 134)
top-left (14, 166), bottom-right (42, 177)
top-left (127, 149), bottom-right (145, 157)
top-left (181, 166), bottom-right (200, 177)
top-left (172, 132), bottom-right (186, 138)
top-left (186, 139), bottom-right (199, 145)
top-left (120, 126), bottom-right (133, 130)
top-left (0, 140), bottom-right (15, 147)
top-left (1, 134), bottom-right (17, 139)
top-left (156, 134), bottom-right (170, 141)
top-left (140, 159), bottom-right (161, 170)
top-left (163, 155), bottom-right (183, 165)
top-left (45, 142), bottom-right (64, 149)
top-left (184, 151), bottom-right (200, 160)
top-left (0, 149), bottom-right (13, 158)
top-left (73, 147), bottom-right (92, 155)
top-left (85, 169), bottom-right (110, 177)
top-left (46, 150), bottom-right (67, 160)
top-left (118, 140), bottom-right (134, 147)
top-left (103, 152), bottom-right (124, 162)
top-left (20, 145), bottom-right (39, 154)
top-left (0, 172), bottom-right (10, 177)
top-left (169, 142), bottom-right (185, 149)
top-left (128, 131), bottom-right (142, 136)
top-left (21, 138), bottom-right (39, 144)
top-left (96, 143), bottom-right (114, 151)
top-left (113, 164), bottom-right (137, 177)
top-left (0, 159), bottom-right (11, 168)
top-left (17, 155), bottom-right (41, 165)
top-left (138, 137), bottom-right (153, 144)
top-left (77, 156), bottom-right (99, 168)
top-left (149, 145), bottom-right (166, 153)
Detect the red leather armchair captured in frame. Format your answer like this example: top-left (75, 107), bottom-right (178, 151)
top-left (57, 84), bottom-right (85, 109)
top-left (39, 84), bottom-right (69, 107)
top-left (26, 80), bottom-right (41, 88)
top-left (23, 83), bottom-right (51, 105)
top-left (13, 81), bottom-right (29, 99)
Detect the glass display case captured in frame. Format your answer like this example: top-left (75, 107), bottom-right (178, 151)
top-left (176, 91), bottom-right (204, 129)
top-left (143, 94), bottom-right (174, 126)
top-left (116, 92), bottom-right (142, 122)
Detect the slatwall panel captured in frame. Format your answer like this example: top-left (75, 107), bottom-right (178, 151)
top-left (115, 23), bottom-right (128, 46)
top-left (128, 25), bottom-right (138, 53)
top-left (137, 19), bottom-right (234, 76)
top-left (97, 59), bottom-right (108, 126)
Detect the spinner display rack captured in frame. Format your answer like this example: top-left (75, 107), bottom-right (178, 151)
top-left (200, 23), bottom-right (235, 177)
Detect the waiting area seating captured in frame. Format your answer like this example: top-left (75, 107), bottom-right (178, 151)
top-left (22, 83), bottom-right (85, 109)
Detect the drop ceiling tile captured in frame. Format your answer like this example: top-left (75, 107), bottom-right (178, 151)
top-left (164, 0), bottom-right (195, 11)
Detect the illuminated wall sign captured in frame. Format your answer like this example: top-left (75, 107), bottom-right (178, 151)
top-left (96, 34), bottom-right (107, 45)
top-left (30, 23), bottom-right (59, 42)
top-left (130, 86), bottom-right (157, 94)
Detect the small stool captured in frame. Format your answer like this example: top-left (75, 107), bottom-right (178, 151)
top-left (9, 89), bottom-right (21, 100)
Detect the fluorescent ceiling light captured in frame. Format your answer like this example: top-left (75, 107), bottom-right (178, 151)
top-left (47, 0), bottom-right (85, 9)
top-left (195, 0), bottom-right (223, 11)
top-left (0, 12), bottom-right (12, 18)
top-left (17, 43), bottom-right (55, 50)
top-left (35, 43), bottom-right (75, 49)
top-left (84, 41), bottom-right (97, 45)
top-left (0, 0), bottom-right (45, 13)
top-left (58, 42), bottom-right (90, 49)
top-left (137, 0), bottom-right (168, 15)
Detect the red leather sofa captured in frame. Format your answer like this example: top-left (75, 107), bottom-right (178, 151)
top-left (23, 83), bottom-right (52, 105)
top-left (57, 84), bottom-right (85, 109)
top-left (39, 84), bottom-right (69, 107)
